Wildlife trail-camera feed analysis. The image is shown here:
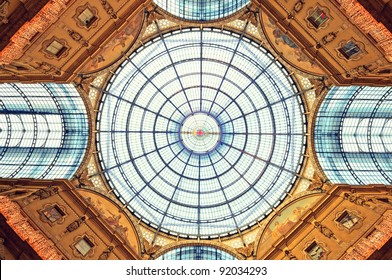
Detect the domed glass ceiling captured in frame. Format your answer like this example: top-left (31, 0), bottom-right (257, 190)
top-left (97, 28), bottom-right (306, 238)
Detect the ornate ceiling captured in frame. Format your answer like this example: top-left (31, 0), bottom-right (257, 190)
top-left (0, 0), bottom-right (392, 260)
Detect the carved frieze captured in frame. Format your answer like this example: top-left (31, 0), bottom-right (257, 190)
top-left (0, 0), bottom-right (9, 24)
top-left (100, 0), bottom-right (117, 19)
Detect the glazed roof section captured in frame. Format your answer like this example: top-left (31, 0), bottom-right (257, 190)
top-left (154, 0), bottom-right (249, 21)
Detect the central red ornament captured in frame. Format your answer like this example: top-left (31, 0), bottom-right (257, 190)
top-left (194, 129), bottom-right (205, 137)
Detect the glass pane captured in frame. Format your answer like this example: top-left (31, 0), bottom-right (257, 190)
top-left (338, 41), bottom-right (361, 59)
top-left (46, 41), bottom-right (65, 55)
top-left (337, 211), bottom-right (359, 230)
top-left (43, 205), bottom-right (64, 222)
top-left (75, 238), bottom-right (92, 256)
top-left (307, 7), bottom-right (328, 28)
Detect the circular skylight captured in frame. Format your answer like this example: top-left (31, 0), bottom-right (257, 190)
top-left (97, 28), bottom-right (306, 238)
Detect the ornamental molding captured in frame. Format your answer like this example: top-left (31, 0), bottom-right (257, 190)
top-left (100, 0), bottom-right (117, 19)
top-left (0, 0), bottom-right (71, 65)
top-left (0, 196), bottom-right (63, 260)
top-left (335, 0), bottom-right (392, 61)
top-left (342, 210), bottom-right (392, 260)
top-left (0, 0), bottom-right (9, 24)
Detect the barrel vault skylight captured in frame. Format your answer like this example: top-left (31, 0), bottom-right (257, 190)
top-left (157, 245), bottom-right (236, 260)
top-left (97, 28), bottom-right (306, 238)
top-left (154, 0), bottom-right (250, 21)
top-left (0, 83), bottom-right (88, 179)
top-left (315, 86), bottom-right (392, 185)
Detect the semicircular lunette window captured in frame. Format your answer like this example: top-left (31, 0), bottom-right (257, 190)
top-left (97, 28), bottom-right (306, 238)
top-left (154, 0), bottom-right (249, 21)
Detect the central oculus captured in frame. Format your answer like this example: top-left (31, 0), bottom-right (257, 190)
top-left (180, 113), bottom-right (221, 154)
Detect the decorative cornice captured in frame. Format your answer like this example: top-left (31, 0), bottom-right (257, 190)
top-left (0, 0), bottom-right (9, 24)
top-left (342, 210), bottom-right (392, 260)
top-left (100, 0), bottom-right (117, 19)
top-left (335, 0), bottom-right (392, 61)
top-left (0, 236), bottom-right (4, 260)
top-left (0, 196), bottom-right (63, 260)
top-left (0, 0), bottom-right (71, 65)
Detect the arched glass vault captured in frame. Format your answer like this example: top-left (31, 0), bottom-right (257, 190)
top-left (154, 0), bottom-right (250, 21)
top-left (157, 246), bottom-right (236, 260)
top-left (314, 86), bottom-right (392, 185)
top-left (97, 28), bottom-right (306, 238)
top-left (0, 83), bottom-right (88, 179)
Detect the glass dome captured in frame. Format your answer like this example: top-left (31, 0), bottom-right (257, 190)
top-left (97, 28), bottom-right (306, 238)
